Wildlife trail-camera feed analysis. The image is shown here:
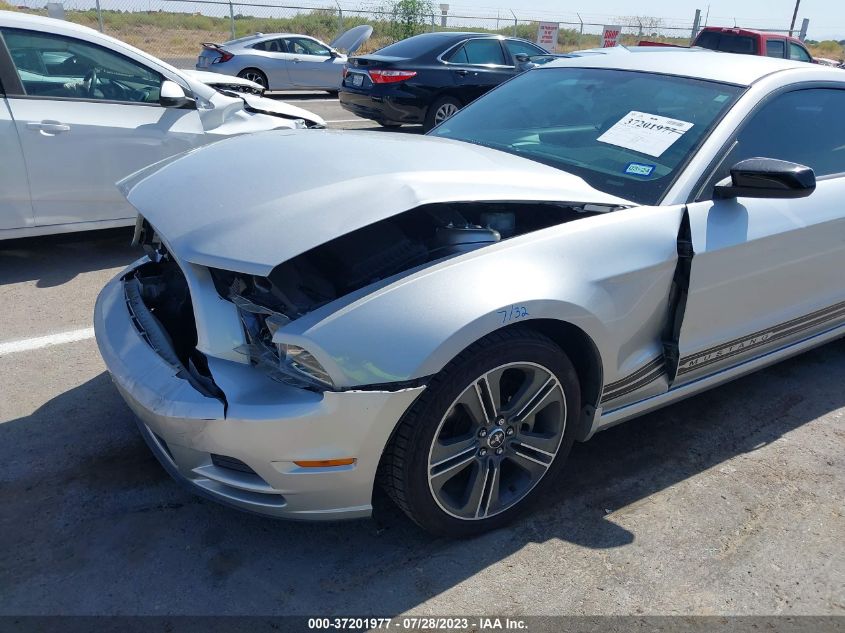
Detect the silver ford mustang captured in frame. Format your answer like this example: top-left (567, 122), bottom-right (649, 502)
top-left (95, 48), bottom-right (845, 537)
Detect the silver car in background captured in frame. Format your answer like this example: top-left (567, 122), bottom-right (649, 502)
top-left (196, 25), bottom-right (372, 92)
top-left (0, 11), bottom-right (324, 240)
top-left (96, 49), bottom-right (845, 537)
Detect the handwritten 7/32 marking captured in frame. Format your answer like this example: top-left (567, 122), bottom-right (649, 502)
top-left (497, 305), bottom-right (530, 324)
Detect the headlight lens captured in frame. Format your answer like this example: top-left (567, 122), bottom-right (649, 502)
top-left (278, 344), bottom-right (333, 388)
top-left (230, 294), bottom-right (334, 390)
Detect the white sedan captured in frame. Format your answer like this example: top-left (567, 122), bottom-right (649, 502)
top-left (0, 11), bottom-right (324, 240)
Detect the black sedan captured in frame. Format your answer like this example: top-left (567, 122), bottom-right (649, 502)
top-left (339, 32), bottom-right (548, 131)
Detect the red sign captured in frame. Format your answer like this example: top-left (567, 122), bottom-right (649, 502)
top-left (602, 25), bottom-right (623, 48)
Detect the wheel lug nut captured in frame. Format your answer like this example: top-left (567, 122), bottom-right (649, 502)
top-left (478, 429), bottom-right (488, 438)
top-left (506, 427), bottom-right (514, 436)
top-left (479, 448), bottom-right (488, 457)
top-left (496, 417), bottom-right (505, 426)
top-left (495, 447), bottom-right (504, 456)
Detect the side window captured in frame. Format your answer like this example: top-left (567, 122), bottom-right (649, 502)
top-left (446, 44), bottom-right (469, 64)
top-left (288, 38), bottom-right (330, 57)
top-left (451, 39), bottom-right (507, 66)
top-left (1, 28), bottom-right (162, 103)
top-left (702, 89), bottom-right (845, 198)
top-left (789, 42), bottom-right (812, 62)
top-left (505, 39), bottom-right (546, 60)
top-left (262, 39), bottom-right (285, 53)
top-left (765, 39), bottom-right (785, 58)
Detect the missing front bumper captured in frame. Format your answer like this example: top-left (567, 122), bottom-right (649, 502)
top-left (95, 269), bottom-right (425, 520)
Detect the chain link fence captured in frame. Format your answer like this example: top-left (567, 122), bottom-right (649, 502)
top-left (6, 0), bottom-right (809, 68)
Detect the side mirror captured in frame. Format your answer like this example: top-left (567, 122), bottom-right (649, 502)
top-left (329, 48), bottom-right (340, 58)
top-left (159, 80), bottom-right (195, 109)
top-left (714, 157), bottom-right (815, 200)
top-left (515, 53), bottom-right (530, 63)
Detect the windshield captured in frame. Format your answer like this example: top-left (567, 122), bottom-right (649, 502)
top-left (430, 67), bottom-right (743, 205)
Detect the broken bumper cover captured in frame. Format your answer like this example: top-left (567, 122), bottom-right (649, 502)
top-left (94, 270), bottom-right (425, 520)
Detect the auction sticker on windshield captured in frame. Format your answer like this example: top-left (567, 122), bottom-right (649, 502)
top-left (598, 111), bottom-right (694, 158)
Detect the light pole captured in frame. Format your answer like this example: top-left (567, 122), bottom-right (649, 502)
top-left (789, 0), bottom-right (801, 36)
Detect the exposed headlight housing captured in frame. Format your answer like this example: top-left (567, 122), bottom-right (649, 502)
top-left (231, 294), bottom-right (334, 390)
top-left (277, 344), bottom-right (333, 388)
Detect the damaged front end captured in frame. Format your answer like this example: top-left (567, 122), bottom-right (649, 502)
top-left (198, 200), bottom-right (617, 389)
top-left (127, 224), bottom-right (225, 401)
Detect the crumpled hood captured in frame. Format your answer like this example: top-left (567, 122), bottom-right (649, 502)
top-left (238, 93), bottom-right (326, 127)
top-left (184, 69), bottom-right (265, 91)
top-left (120, 130), bottom-right (630, 276)
top-left (183, 69), bottom-right (325, 126)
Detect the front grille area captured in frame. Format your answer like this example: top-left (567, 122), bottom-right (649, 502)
top-left (123, 250), bottom-right (223, 401)
top-left (210, 454), bottom-right (258, 475)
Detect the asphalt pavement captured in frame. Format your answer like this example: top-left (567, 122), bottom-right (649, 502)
top-left (0, 102), bottom-right (842, 617)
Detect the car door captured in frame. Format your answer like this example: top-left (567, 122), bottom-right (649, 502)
top-left (0, 87), bottom-right (34, 231)
top-left (0, 27), bottom-right (205, 226)
top-left (283, 37), bottom-right (338, 89)
top-left (675, 87), bottom-right (845, 384)
top-left (443, 38), bottom-right (515, 104)
top-left (1, 36), bottom-right (33, 232)
top-left (788, 41), bottom-right (813, 63)
top-left (503, 38), bottom-right (547, 64)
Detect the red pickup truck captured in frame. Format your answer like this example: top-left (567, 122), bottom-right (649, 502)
top-left (640, 27), bottom-right (816, 63)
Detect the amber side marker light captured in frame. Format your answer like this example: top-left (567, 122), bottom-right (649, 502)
top-left (294, 458), bottom-right (357, 468)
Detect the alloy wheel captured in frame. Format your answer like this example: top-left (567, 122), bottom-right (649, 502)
top-left (241, 71), bottom-right (267, 88)
top-left (426, 362), bottom-right (567, 521)
top-left (434, 102), bottom-right (459, 125)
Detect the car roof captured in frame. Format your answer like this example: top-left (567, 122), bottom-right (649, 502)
top-left (226, 33), bottom-right (318, 46)
top-left (404, 31), bottom-right (512, 41)
top-left (698, 26), bottom-right (806, 45)
top-left (544, 46), bottom-right (826, 86)
top-left (0, 9), bottom-right (101, 35)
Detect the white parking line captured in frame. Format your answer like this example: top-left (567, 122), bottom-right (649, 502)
top-left (325, 119), bottom-right (370, 124)
top-left (0, 327), bottom-right (95, 355)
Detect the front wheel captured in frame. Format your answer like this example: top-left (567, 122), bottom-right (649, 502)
top-left (380, 328), bottom-right (580, 537)
top-left (423, 96), bottom-right (461, 132)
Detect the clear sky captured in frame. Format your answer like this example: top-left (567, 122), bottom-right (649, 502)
top-left (443, 0), bottom-right (844, 40)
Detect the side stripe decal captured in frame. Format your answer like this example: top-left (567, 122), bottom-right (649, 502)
top-left (600, 298), bottom-right (845, 405)
top-left (677, 300), bottom-right (845, 376)
top-left (600, 357), bottom-right (665, 405)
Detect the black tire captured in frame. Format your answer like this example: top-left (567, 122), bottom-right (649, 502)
top-left (379, 327), bottom-right (581, 537)
top-left (237, 68), bottom-right (268, 89)
top-left (423, 95), bottom-right (462, 132)
top-left (326, 90), bottom-right (339, 97)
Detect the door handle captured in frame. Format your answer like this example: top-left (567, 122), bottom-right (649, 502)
top-left (292, 57), bottom-right (302, 63)
top-left (27, 120), bottom-right (71, 134)
top-left (455, 69), bottom-right (469, 76)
